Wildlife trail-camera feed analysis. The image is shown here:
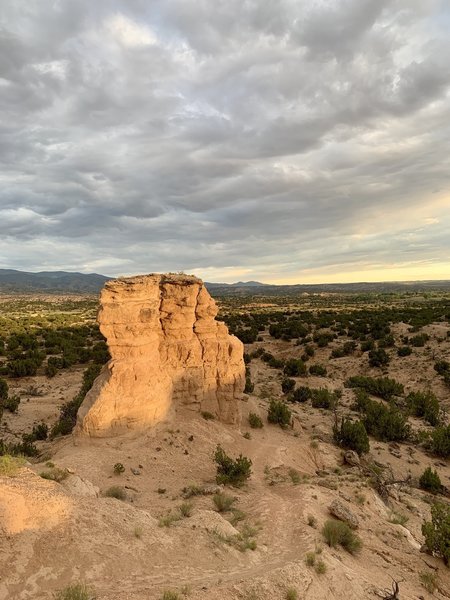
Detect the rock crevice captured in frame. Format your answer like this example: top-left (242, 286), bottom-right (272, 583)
top-left (76, 273), bottom-right (245, 437)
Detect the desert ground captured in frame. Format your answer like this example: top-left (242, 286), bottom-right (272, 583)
top-left (1, 291), bottom-right (449, 600)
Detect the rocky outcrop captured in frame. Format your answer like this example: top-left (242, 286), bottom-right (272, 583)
top-left (76, 274), bottom-right (245, 437)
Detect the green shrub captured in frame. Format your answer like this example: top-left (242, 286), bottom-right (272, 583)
top-left (248, 412), bottom-right (263, 428)
top-left (281, 378), bottom-right (296, 394)
top-left (267, 400), bottom-right (292, 426)
top-left (283, 358), bottom-right (307, 377)
top-left (434, 360), bottom-right (450, 376)
top-left (428, 425), bottom-right (450, 458)
top-left (53, 582), bottom-right (94, 600)
top-left (51, 364), bottom-right (101, 437)
top-left (310, 388), bottom-right (340, 410)
top-left (397, 346), bottom-right (412, 357)
top-left (368, 348), bottom-right (390, 368)
top-left (410, 333), bottom-right (429, 347)
top-left (422, 502), bottom-right (450, 565)
top-left (104, 486), bottom-right (126, 500)
top-left (285, 588), bottom-right (298, 600)
top-left (214, 445), bottom-right (252, 486)
top-left (406, 391), bottom-right (440, 426)
top-left (322, 519), bottom-right (362, 554)
top-left (31, 422), bottom-right (48, 440)
top-left (291, 386), bottom-right (311, 403)
top-left (419, 467), bottom-right (442, 494)
top-left (3, 394), bottom-right (20, 413)
top-left (333, 418), bottom-right (370, 455)
top-left (0, 378), bottom-right (8, 401)
top-left (363, 399), bottom-right (410, 442)
top-left (309, 364), bottom-right (327, 376)
top-left (345, 375), bottom-right (404, 400)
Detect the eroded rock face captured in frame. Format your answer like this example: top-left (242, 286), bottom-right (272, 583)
top-left (76, 274), bottom-right (245, 437)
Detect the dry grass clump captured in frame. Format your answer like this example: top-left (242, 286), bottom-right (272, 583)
top-left (322, 519), bottom-right (362, 554)
top-left (103, 486), bottom-right (127, 501)
top-left (53, 582), bottom-right (95, 600)
top-left (0, 455), bottom-right (25, 477)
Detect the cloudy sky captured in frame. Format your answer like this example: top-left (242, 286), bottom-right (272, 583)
top-left (1, 0), bottom-right (449, 283)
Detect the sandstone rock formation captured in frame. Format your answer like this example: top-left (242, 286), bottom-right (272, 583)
top-left (76, 274), bottom-right (245, 437)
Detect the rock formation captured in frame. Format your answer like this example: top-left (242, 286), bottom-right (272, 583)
top-left (75, 274), bottom-right (245, 437)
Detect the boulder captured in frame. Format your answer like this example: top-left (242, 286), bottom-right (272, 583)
top-left (329, 499), bottom-right (359, 529)
top-left (343, 450), bottom-right (360, 467)
top-left (76, 274), bottom-right (245, 437)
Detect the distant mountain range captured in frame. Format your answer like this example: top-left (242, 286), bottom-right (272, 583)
top-left (1, 269), bottom-right (449, 295)
top-left (0, 269), bottom-right (110, 293)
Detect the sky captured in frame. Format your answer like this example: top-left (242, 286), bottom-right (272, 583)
top-left (1, 0), bottom-right (449, 284)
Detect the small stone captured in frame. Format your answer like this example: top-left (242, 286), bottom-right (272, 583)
top-left (131, 468), bottom-right (141, 476)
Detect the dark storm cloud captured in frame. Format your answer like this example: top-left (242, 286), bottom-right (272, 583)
top-left (0, 0), bottom-right (449, 281)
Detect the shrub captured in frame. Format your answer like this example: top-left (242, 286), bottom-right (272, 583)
top-left (434, 360), bottom-right (450, 376)
top-left (248, 412), bottom-right (263, 428)
top-left (322, 519), bottom-right (362, 554)
top-left (368, 348), bottom-right (390, 368)
top-left (345, 376), bottom-right (404, 400)
top-left (31, 422), bottom-right (48, 440)
top-left (309, 364), bottom-right (327, 377)
top-left (283, 358), bottom-right (307, 377)
top-left (333, 418), bottom-right (370, 455)
top-left (419, 467), bottom-right (442, 494)
top-left (9, 434), bottom-right (39, 457)
top-left (53, 583), bottom-right (94, 600)
top-left (113, 462), bottom-right (125, 475)
top-left (285, 588), bottom-right (298, 600)
top-left (3, 395), bottom-right (20, 413)
top-left (406, 391), bottom-right (440, 426)
top-left (267, 400), bottom-right (292, 427)
top-left (315, 560), bottom-right (327, 574)
top-left (305, 551), bottom-right (315, 566)
top-left (0, 454), bottom-right (25, 476)
top-left (179, 502), bottom-right (193, 517)
top-left (310, 388), bottom-right (340, 410)
top-left (307, 515), bottom-right (317, 528)
top-left (422, 502), bottom-right (450, 565)
top-left (201, 411), bottom-right (215, 420)
top-left (428, 425), bottom-right (450, 458)
top-left (419, 571), bottom-right (438, 594)
top-left (363, 399), bottom-right (410, 442)
top-left (161, 592), bottom-right (180, 600)
top-left (213, 492), bottom-right (235, 512)
top-left (0, 378), bottom-right (8, 401)
top-left (410, 333), bottom-right (429, 347)
top-left (104, 486), bottom-right (126, 500)
top-left (214, 445), bottom-right (252, 486)
top-left (244, 377), bottom-right (254, 393)
top-left (51, 364), bottom-right (101, 437)
top-left (281, 378), bottom-right (296, 394)
top-left (397, 346), bottom-right (412, 357)
top-left (291, 386), bottom-right (311, 403)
